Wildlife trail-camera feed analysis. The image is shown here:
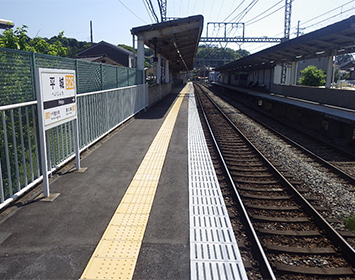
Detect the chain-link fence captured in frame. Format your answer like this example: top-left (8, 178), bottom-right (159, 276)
top-left (0, 47), bottom-right (143, 106)
top-left (0, 47), bottom-right (146, 207)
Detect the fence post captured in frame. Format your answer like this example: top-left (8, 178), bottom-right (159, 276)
top-left (116, 67), bottom-right (119, 88)
top-left (30, 52), bottom-right (37, 99)
top-left (101, 64), bottom-right (104, 90)
top-left (75, 59), bottom-right (79, 94)
top-left (0, 158), bottom-right (4, 203)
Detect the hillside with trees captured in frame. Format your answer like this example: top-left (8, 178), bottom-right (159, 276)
top-left (1, 26), bottom-right (250, 71)
top-left (197, 45), bottom-right (249, 61)
top-left (0, 25), bottom-right (73, 56)
top-left (0, 26), bottom-right (154, 67)
top-left (195, 45), bottom-right (249, 68)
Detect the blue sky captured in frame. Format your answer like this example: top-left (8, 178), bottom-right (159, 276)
top-left (1, 0), bottom-right (354, 53)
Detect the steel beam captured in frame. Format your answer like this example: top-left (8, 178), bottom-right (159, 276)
top-left (200, 37), bottom-right (282, 43)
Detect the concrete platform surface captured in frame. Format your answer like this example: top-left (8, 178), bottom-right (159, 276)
top-left (0, 86), bottom-right (189, 280)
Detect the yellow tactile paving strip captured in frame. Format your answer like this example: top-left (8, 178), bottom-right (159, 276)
top-left (80, 84), bottom-right (190, 280)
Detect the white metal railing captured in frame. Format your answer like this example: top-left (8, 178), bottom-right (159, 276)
top-left (0, 84), bottom-right (148, 209)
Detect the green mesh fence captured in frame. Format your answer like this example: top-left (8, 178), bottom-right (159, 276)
top-left (35, 53), bottom-right (76, 70)
top-left (103, 64), bottom-right (118, 90)
top-left (128, 68), bottom-right (137, 86)
top-left (0, 48), bottom-right (35, 105)
top-left (76, 60), bottom-right (102, 93)
top-left (0, 47), bottom-right (146, 205)
top-left (117, 67), bottom-right (130, 87)
top-left (0, 47), bottom-right (143, 106)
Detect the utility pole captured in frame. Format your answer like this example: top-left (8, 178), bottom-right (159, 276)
top-left (90, 21), bottom-right (93, 43)
top-left (284, 0), bottom-right (292, 40)
top-left (157, 0), bottom-right (167, 22)
top-left (281, 0), bottom-right (292, 84)
top-left (161, 0), bottom-right (167, 22)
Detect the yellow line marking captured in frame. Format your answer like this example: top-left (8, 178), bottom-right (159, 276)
top-left (81, 84), bottom-right (190, 280)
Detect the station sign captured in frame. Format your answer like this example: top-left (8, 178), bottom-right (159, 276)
top-left (37, 68), bottom-right (77, 130)
top-left (35, 68), bottom-right (81, 198)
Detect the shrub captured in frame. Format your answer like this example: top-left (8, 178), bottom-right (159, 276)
top-left (298, 65), bottom-right (326, 86)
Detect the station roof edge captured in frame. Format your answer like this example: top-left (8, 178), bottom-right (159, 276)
top-left (216, 15), bottom-right (355, 72)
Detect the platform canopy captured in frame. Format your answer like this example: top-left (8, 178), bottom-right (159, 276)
top-left (0, 19), bottom-right (14, 29)
top-left (217, 15), bottom-right (355, 72)
top-left (131, 15), bottom-right (203, 73)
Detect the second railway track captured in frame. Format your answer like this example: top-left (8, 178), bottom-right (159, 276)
top-left (198, 82), bottom-right (355, 243)
top-left (193, 82), bottom-right (355, 279)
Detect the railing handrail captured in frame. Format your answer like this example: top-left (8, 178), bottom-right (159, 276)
top-left (0, 83), bottom-right (148, 209)
top-left (78, 84), bottom-right (144, 97)
top-left (0, 101), bottom-right (38, 111)
top-left (0, 84), bottom-right (146, 111)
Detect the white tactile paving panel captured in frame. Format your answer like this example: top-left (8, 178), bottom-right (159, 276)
top-left (188, 88), bottom-right (248, 280)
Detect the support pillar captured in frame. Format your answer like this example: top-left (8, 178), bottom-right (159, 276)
top-left (137, 37), bottom-right (145, 71)
top-left (290, 61), bottom-right (297, 85)
top-left (325, 55), bottom-right (333, 88)
top-left (157, 54), bottom-right (161, 84)
top-left (132, 35), bottom-right (135, 68)
top-left (165, 60), bottom-right (170, 83)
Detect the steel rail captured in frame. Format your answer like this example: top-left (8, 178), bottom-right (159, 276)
top-left (195, 82), bottom-right (355, 268)
top-left (194, 84), bottom-right (276, 280)
top-left (206, 83), bottom-right (355, 184)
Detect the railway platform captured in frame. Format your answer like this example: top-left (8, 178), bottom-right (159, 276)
top-left (213, 82), bottom-right (355, 124)
top-left (213, 82), bottom-right (355, 150)
top-left (0, 83), bottom-right (247, 280)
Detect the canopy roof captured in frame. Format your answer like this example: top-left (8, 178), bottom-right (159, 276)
top-left (0, 19), bottom-right (14, 29)
top-left (131, 15), bottom-right (204, 73)
top-left (217, 16), bottom-right (355, 72)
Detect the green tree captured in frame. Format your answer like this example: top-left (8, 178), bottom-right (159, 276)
top-left (195, 45), bottom-right (249, 68)
top-left (0, 25), bottom-right (68, 56)
top-left (196, 45), bottom-right (249, 60)
top-left (298, 65), bottom-right (326, 86)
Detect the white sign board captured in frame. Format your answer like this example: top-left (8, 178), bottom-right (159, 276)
top-left (36, 68), bottom-right (81, 198)
top-left (37, 68), bottom-right (77, 130)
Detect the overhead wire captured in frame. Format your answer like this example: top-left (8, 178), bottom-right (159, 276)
top-left (117, 0), bottom-right (147, 23)
top-left (224, 0), bottom-right (259, 36)
top-left (302, 6), bottom-right (355, 30)
top-left (300, 0), bottom-right (355, 26)
top-left (151, 0), bottom-right (160, 22)
top-left (232, 0), bottom-right (260, 22)
top-left (215, 0), bottom-right (354, 54)
top-left (223, 0), bottom-right (259, 37)
top-left (223, 0), bottom-right (246, 22)
top-left (157, 0), bottom-right (163, 21)
top-left (247, 5), bottom-right (284, 26)
top-left (245, 0), bottom-right (284, 25)
top-left (208, 0), bottom-right (216, 21)
top-left (216, 0), bottom-right (224, 21)
top-left (142, 0), bottom-right (154, 22)
top-left (247, 0), bottom-right (355, 54)
top-left (144, 0), bottom-right (159, 22)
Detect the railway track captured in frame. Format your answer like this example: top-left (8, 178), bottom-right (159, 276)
top-left (193, 83), bottom-right (355, 279)
top-left (200, 82), bottom-right (355, 245)
top-left (207, 83), bottom-right (355, 181)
